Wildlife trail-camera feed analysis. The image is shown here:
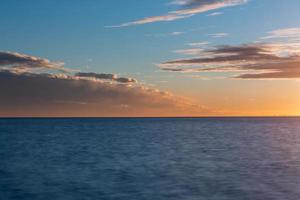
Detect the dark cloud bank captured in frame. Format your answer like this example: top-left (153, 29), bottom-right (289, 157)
top-left (0, 51), bottom-right (207, 117)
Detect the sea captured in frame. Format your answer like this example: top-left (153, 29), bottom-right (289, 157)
top-left (0, 117), bottom-right (299, 200)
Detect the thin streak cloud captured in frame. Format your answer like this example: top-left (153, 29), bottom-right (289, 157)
top-left (261, 28), bottom-right (300, 40)
top-left (108, 0), bottom-right (248, 27)
top-left (207, 12), bottom-right (223, 16)
top-left (209, 32), bottom-right (229, 38)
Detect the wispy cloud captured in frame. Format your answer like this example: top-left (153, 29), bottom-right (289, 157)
top-left (108, 0), bottom-right (248, 27)
top-left (261, 28), bottom-right (300, 40)
top-left (147, 31), bottom-right (185, 37)
top-left (207, 12), bottom-right (223, 16)
top-left (107, 14), bottom-right (192, 28)
top-left (209, 32), bottom-right (229, 38)
top-left (170, 31), bottom-right (185, 36)
top-left (186, 41), bottom-right (211, 46)
top-left (174, 48), bottom-right (205, 55)
top-left (159, 28), bottom-right (300, 79)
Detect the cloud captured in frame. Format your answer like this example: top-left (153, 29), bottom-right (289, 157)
top-left (108, 0), bottom-right (248, 27)
top-left (160, 43), bottom-right (300, 79)
top-left (207, 12), bottom-right (223, 16)
top-left (0, 51), bottom-right (69, 72)
top-left (208, 32), bottom-right (229, 38)
top-left (0, 51), bottom-right (211, 117)
top-left (235, 61), bottom-right (300, 79)
top-left (107, 14), bottom-right (192, 28)
top-left (75, 72), bottom-right (137, 83)
top-left (174, 48), bottom-right (205, 55)
top-left (159, 27), bottom-right (300, 79)
top-left (261, 28), bottom-right (300, 40)
top-left (147, 31), bottom-right (185, 37)
top-left (186, 41), bottom-right (211, 46)
top-left (0, 70), bottom-right (210, 117)
top-left (170, 31), bottom-right (185, 36)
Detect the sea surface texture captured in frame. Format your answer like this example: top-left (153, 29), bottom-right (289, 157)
top-left (0, 118), bottom-right (299, 200)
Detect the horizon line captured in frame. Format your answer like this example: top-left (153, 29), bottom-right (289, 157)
top-left (1, 116), bottom-right (299, 119)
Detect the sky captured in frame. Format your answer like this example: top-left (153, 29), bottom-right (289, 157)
top-left (1, 0), bottom-right (300, 117)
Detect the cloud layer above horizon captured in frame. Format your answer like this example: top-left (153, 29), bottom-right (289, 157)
top-left (0, 51), bottom-right (209, 117)
top-left (108, 0), bottom-right (248, 27)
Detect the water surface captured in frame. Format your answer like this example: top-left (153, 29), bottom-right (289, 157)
top-left (0, 118), bottom-right (299, 200)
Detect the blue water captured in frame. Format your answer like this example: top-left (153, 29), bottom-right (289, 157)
top-left (0, 118), bottom-right (299, 200)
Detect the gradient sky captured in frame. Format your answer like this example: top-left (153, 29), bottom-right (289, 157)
top-left (1, 0), bottom-right (300, 116)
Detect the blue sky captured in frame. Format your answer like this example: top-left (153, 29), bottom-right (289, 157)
top-left (1, 0), bottom-right (300, 116)
top-left (1, 0), bottom-right (300, 74)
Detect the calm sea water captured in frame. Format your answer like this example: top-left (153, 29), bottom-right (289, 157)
top-left (0, 118), bottom-right (299, 200)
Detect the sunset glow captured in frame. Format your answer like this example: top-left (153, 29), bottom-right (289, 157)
top-left (1, 0), bottom-right (300, 117)
top-left (1, 2), bottom-right (300, 199)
